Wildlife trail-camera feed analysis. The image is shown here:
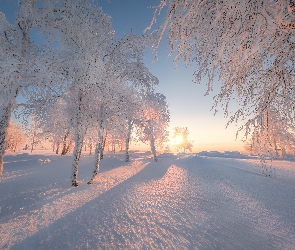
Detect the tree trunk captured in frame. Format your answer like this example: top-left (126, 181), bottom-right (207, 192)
top-left (125, 138), bottom-right (130, 162)
top-left (61, 131), bottom-right (69, 155)
top-left (100, 134), bottom-right (105, 160)
top-left (30, 133), bottom-right (35, 153)
top-left (71, 90), bottom-right (86, 187)
top-left (89, 142), bottom-right (92, 155)
top-left (88, 110), bottom-right (103, 184)
top-left (88, 128), bottom-right (103, 184)
top-left (282, 147), bottom-right (286, 158)
top-left (148, 121), bottom-right (157, 162)
top-left (150, 136), bottom-right (157, 162)
top-left (55, 142), bottom-right (60, 154)
top-left (100, 130), bottom-right (107, 160)
top-left (274, 139), bottom-right (279, 157)
top-left (125, 121), bottom-right (133, 162)
top-left (0, 20), bottom-right (28, 175)
top-left (65, 141), bottom-right (72, 155)
top-left (0, 104), bottom-right (12, 176)
top-left (72, 132), bottom-right (83, 187)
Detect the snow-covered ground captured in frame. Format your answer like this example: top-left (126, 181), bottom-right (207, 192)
top-left (1, 151), bottom-right (295, 249)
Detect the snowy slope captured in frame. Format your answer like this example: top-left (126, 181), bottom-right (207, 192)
top-left (0, 152), bottom-right (295, 249)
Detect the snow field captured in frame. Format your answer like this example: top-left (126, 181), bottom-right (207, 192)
top-left (0, 152), bottom-right (295, 249)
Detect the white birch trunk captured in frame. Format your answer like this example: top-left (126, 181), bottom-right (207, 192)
top-left (0, 19), bottom-right (28, 175)
top-left (125, 121), bottom-right (133, 162)
top-left (102, 133), bottom-right (107, 156)
top-left (0, 104), bottom-right (12, 176)
top-left (30, 131), bottom-right (36, 153)
top-left (61, 131), bottom-right (69, 155)
top-left (100, 132), bottom-right (106, 160)
top-left (88, 109), bottom-right (103, 184)
top-left (88, 127), bottom-right (103, 184)
top-left (150, 136), bottom-right (157, 162)
top-left (72, 130), bottom-right (83, 187)
top-left (71, 91), bottom-right (85, 186)
top-left (89, 142), bottom-right (92, 155)
top-left (55, 142), bottom-right (60, 154)
top-left (148, 121), bottom-right (157, 162)
top-left (52, 140), bottom-right (56, 152)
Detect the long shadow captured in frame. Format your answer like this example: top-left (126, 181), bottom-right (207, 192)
top-left (199, 157), bottom-right (295, 214)
top-left (10, 158), bottom-right (175, 249)
top-left (1, 155), bottom-right (68, 221)
top-left (179, 158), bottom-right (295, 244)
top-left (3, 153), bottom-right (47, 172)
top-left (0, 154), bottom-right (97, 224)
top-left (17, 155), bottom-right (281, 250)
top-left (0, 153), bottom-right (139, 224)
top-left (9, 155), bottom-right (295, 249)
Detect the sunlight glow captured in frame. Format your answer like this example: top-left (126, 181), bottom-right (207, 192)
top-left (174, 135), bottom-right (183, 145)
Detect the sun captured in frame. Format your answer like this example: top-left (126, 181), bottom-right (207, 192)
top-left (174, 135), bottom-right (183, 145)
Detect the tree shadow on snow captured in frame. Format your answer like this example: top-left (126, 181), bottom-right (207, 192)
top-left (9, 158), bottom-right (178, 250)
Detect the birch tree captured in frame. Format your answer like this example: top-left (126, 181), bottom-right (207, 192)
top-left (0, 2), bottom-right (64, 176)
top-left (5, 121), bottom-right (26, 152)
top-left (26, 116), bottom-right (43, 153)
top-left (149, 0), bottom-right (295, 141)
top-left (137, 91), bottom-right (170, 161)
top-left (36, 97), bottom-right (73, 155)
top-left (42, 0), bottom-right (114, 186)
top-left (248, 107), bottom-right (295, 157)
top-left (123, 91), bottom-right (141, 162)
top-left (172, 127), bottom-right (193, 153)
top-left (87, 33), bottom-right (159, 184)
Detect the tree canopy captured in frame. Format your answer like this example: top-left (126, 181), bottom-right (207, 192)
top-left (0, 0), bottom-right (170, 186)
top-left (149, 0), bottom-right (295, 156)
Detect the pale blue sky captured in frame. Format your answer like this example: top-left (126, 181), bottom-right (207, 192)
top-left (1, 0), bottom-right (245, 152)
top-left (99, 0), bottom-right (245, 152)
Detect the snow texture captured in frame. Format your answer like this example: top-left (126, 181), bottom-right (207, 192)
top-left (0, 152), bottom-right (295, 249)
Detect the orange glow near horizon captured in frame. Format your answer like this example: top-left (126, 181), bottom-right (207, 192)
top-left (174, 135), bottom-right (183, 145)
top-left (129, 139), bottom-right (245, 154)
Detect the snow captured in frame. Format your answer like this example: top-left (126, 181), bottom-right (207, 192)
top-left (1, 152), bottom-right (295, 249)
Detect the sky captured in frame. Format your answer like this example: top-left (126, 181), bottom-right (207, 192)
top-left (0, 0), bottom-right (246, 153)
top-left (95, 0), bottom-right (246, 152)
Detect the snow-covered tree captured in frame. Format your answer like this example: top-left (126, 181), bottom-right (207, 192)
top-left (248, 108), bottom-right (295, 155)
top-left (172, 127), bottom-right (193, 153)
top-left (111, 86), bottom-right (142, 162)
top-left (45, 99), bottom-right (73, 155)
top-left (42, 0), bottom-right (114, 186)
top-left (137, 91), bottom-right (170, 161)
top-left (164, 144), bottom-right (171, 153)
top-left (86, 32), bottom-right (159, 184)
top-left (0, 2), bottom-right (65, 175)
top-left (5, 121), bottom-right (26, 152)
top-left (1, 0), bottom-right (167, 186)
top-left (42, 0), bottom-right (160, 186)
top-left (245, 106), bottom-right (295, 176)
top-left (149, 0), bottom-right (295, 142)
top-left (83, 128), bottom-right (98, 155)
top-left (88, 77), bottom-right (157, 184)
top-left (26, 116), bottom-right (44, 153)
